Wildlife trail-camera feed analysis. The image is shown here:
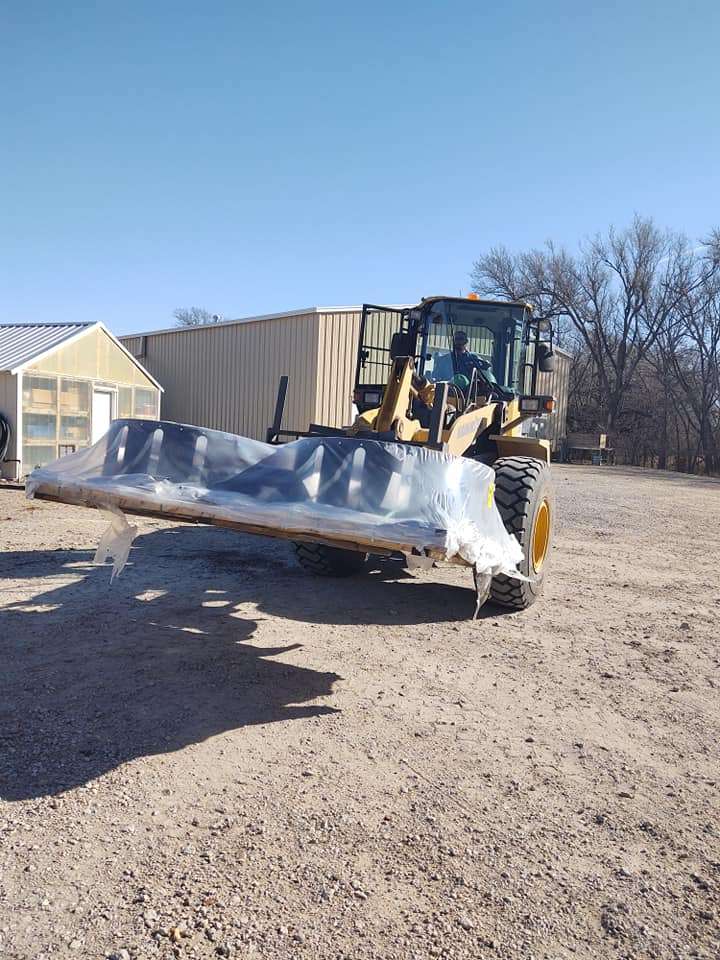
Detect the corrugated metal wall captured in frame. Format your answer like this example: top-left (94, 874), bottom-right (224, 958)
top-left (0, 371), bottom-right (18, 479)
top-left (122, 312), bottom-right (322, 439)
top-left (314, 310), bottom-right (362, 427)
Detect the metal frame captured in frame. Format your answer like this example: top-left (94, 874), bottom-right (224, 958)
top-left (355, 304), bottom-right (410, 397)
top-left (266, 375), bottom-right (289, 443)
top-left (520, 316), bottom-right (554, 396)
top-left (354, 297), bottom-right (533, 405)
top-left (34, 484), bottom-right (472, 568)
top-left (427, 382), bottom-right (449, 449)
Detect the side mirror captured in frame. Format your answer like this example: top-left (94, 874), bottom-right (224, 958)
top-left (537, 343), bottom-right (555, 373)
top-left (390, 332), bottom-right (412, 359)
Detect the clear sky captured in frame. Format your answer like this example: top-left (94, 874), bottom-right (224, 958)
top-left (2, 1), bottom-right (719, 335)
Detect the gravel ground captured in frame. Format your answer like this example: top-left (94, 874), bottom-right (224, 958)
top-left (1, 464), bottom-right (719, 960)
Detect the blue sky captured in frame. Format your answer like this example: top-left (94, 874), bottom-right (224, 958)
top-left (2, 1), bottom-right (719, 335)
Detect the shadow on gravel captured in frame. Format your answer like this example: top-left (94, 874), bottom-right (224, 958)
top-left (0, 523), bottom-right (495, 799)
top-left (0, 527), bottom-right (346, 800)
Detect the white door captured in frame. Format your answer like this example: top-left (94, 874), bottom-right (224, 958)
top-left (91, 391), bottom-right (113, 443)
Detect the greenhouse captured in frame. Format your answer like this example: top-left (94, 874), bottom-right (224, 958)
top-left (0, 322), bottom-right (162, 480)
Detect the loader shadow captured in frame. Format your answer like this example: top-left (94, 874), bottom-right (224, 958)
top-left (0, 524), bottom-right (496, 800)
top-left (2, 524), bottom-right (488, 626)
top-left (0, 535), bottom-right (346, 801)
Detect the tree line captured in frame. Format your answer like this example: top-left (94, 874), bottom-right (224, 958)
top-left (472, 217), bottom-right (720, 474)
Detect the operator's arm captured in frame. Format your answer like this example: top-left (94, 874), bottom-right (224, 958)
top-left (469, 353), bottom-right (497, 384)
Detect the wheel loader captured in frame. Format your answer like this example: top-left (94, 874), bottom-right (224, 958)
top-left (269, 295), bottom-right (557, 609)
top-left (28, 294), bottom-right (556, 615)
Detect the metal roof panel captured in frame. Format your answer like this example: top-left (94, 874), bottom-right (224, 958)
top-left (0, 323), bottom-right (93, 372)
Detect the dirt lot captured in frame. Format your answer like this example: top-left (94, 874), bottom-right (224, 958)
top-left (1, 464), bottom-right (719, 960)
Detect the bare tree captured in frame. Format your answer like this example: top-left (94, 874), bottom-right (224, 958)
top-left (471, 217), bottom-right (718, 438)
top-left (173, 307), bottom-right (222, 327)
top-left (664, 281), bottom-right (720, 472)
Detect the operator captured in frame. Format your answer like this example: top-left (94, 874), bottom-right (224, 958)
top-left (451, 331), bottom-right (497, 385)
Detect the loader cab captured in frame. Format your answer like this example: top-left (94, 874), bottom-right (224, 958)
top-left (419, 297), bottom-right (527, 395)
top-left (354, 296), bottom-right (550, 413)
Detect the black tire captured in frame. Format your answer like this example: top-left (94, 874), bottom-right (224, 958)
top-left (293, 541), bottom-right (369, 577)
top-left (490, 456), bottom-right (553, 609)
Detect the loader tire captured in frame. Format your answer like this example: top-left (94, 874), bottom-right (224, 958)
top-left (489, 456), bottom-right (553, 610)
top-left (293, 542), bottom-right (368, 577)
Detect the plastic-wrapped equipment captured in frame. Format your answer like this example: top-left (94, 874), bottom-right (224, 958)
top-left (27, 419), bottom-right (523, 595)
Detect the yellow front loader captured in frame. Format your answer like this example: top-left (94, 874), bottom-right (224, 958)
top-left (28, 294), bottom-right (557, 615)
top-left (270, 296), bottom-right (557, 609)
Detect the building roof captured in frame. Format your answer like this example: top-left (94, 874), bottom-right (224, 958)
top-left (120, 307), bottom-right (369, 341)
top-left (0, 323), bottom-right (93, 372)
top-left (0, 321), bottom-right (163, 390)
top-left (120, 307), bottom-right (572, 360)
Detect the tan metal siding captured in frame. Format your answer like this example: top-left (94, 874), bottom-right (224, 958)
top-left (121, 313), bottom-right (321, 440)
top-left (314, 310), bottom-right (362, 427)
top-left (0, 371), bottom-right (18, 478)
top-left (314, 309), bottom-right (412, 428)
top-left (121, 336), bottom-right (144, 358)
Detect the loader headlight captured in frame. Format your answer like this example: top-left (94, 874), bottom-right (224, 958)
top-left (354, 389), bottom-right (382, 406)
top-left (520, 396), bottom-right (555, 413)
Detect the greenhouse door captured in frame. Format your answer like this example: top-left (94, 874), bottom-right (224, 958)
top-left (91, 390), bottom-right (113, 443)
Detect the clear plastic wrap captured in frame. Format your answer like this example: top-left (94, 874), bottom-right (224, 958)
top-left (27, 419), bottom-right (523, 581)
top-left (93, 506), bottom-right (138, 580)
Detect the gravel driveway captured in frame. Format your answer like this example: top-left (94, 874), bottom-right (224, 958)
top-left (1, 465), bottom-right (719, 959)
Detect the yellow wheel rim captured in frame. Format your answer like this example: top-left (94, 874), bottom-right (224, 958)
top-left (531, 499), bottom-right (551, 572)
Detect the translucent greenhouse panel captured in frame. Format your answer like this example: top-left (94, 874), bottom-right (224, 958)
top-left (23, 374), bottom-right (57, 412)
top-left (23, 444), bottom-right (58, 473)
top-left (22, 374), bottom-right (59, 470)
top-left (59, 378), bottom-right (90, 413)
top-left (59, 415), bottom-right (90, 445)
top-left (133, 387), bottom-right (158, 418)
top-left (23, 413), bottom-right (57, 442)
top-left (25, 327), bottom-right (153, 387)
top-left (59, 378), bottom-right (91, 446)
top-left (118, 386), bottom-right (133, 418)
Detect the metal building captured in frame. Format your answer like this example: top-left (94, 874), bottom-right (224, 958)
top-left (120, 307), bottom-right (570, 451)
top-left (0, 322), bottom-right (162, 480)
top-left (120, 308), bottom-right (364, 441)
